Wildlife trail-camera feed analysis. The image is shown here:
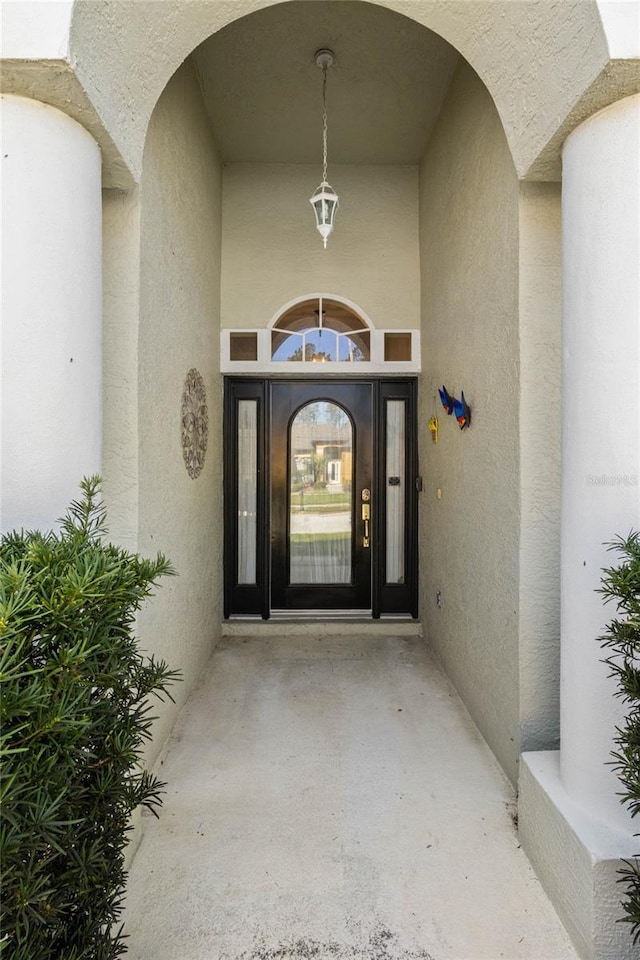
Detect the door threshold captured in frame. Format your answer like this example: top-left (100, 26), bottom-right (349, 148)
top-left (226, 611), bottom-right (417, 622)
top-left (269, 609), bottom-right (373, 620)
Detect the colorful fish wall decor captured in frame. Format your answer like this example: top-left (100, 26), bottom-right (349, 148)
top-left (438, 385), bottom-right (471, 430)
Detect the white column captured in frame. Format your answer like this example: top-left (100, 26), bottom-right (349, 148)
top-left (560, 94), bottom-right (640, 831)
top-left (1, 95), bottom-right (102, 534)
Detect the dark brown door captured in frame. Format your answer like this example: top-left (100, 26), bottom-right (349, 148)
top-left (270, 381), bottom-right (373, 611)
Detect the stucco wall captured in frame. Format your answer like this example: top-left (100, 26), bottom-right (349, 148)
top-left (1, 95), bottom-right (102, 535)
top-left (102, 186), bottom-right (141, 552)
top-left (518, 182), bottom-right (562, 753)
top-left (135, 60), bottom-right (223, 762)
top-left (418, 60), bottom-right (521, 783)
top-left (221, 164), bottom-right (420, 331)
top-left (63, 0), bottom-right (612, 184)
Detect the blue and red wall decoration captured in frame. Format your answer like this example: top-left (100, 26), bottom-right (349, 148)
top-left (438, 385), bottom-right (471, 430)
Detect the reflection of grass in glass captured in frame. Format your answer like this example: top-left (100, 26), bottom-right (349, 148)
top-left (291, 505), bottom-right (349, 514)
top-left (290, 532), bottom-right (350, 543)
top-left (291, 491), bottom-right (350, 506)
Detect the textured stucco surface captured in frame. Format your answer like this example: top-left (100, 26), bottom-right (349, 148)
top-left (519, 97), bottom-right (640, 960)
top-left (102, 187), bottom-right (141, 552)
top-left (3, 2), bottom-right (636, 187)
top-left (0, 59), bottom-right (135, 189)
top-left (1, 95), bottom-right (102, 534)
top-left (221, 164), bottom-right (420, 332)
top-left (63, 0), bottom-right (610, 182)
top-left (418, 61), bottom-right (521, 784)
top-left (135, 61), bottom-right (224, 764)
top-left (559, 94), bottom-right (640, 828)
top-left (518, 182), bottom-right (562, 752)
top-left (520, 753), bottom-right (638, 960)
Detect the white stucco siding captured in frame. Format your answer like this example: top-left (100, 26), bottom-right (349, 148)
top-left (221, 164), bottom-right (420, 332)
top-left (597, 0), bottom-right (640, 57)
top-left (418, 60), bottom-right (521, 784)
top-left (1, 94), bottom-right (102, 534)
top-left (135, 60), bottom-right (223, 764)
top-left (518, 182), bottom-right (562, 753)
top-left (560, 93), bottom-right (640, 826)
top-left (1, 0), bottom-right (73, 59)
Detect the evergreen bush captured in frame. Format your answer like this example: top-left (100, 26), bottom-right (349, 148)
top-left (598, 530), bottom-right (640, 943)
top-left (0, 478), bottom-right (180, 959)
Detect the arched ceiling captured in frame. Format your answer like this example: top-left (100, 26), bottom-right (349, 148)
top-left (191, 2), bottom-right (459, 165)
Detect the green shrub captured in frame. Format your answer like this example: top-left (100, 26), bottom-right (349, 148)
top-left (599, 531), bottom-right (640, 943)
top-left (0, 478), bottom-right (180, 959)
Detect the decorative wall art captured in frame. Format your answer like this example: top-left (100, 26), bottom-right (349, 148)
top-left (438, 385), bottom-right (471, 430)
top-left (181, 368), bottom-right (209, 478)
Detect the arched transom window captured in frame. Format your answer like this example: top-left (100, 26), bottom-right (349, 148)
top-left (222, 294), bottom-right (419, 373)
top-left (272, 298), bottom-right (370, 363)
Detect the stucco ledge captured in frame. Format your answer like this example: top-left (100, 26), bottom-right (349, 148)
top-left (519, 751), bottom-right (638, 960)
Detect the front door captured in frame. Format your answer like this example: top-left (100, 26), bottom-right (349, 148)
top-left (271, 380), bottom-right (372, 611)
top-left (223, 378), bottom-right (418, 619)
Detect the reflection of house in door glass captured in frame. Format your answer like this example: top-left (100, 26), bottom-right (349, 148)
top-left (289, 402), bottom-right (353, 583)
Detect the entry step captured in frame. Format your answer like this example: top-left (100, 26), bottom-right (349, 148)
top-left (221, 618), bottom-right (422, 638)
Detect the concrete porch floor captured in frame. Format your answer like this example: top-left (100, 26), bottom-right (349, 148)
top-left (123, 634), bottom-right (578, 960)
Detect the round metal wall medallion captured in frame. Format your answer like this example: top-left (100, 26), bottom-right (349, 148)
top-left (181, 368), bottom-right (208, 479)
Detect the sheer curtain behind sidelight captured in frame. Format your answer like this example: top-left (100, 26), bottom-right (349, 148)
top-left (386, 400), bottom-right (405, 584)
top-left (289, 402), bottom-right (352, 584)
top-left (237, 400), bottom-right (257, 584)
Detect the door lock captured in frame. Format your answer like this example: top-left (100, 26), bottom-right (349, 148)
top-left (362, 501), bottom-right (370, 547)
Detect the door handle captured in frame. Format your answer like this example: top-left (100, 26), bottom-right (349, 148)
top-left (362, 502), bottom-right (370, 548)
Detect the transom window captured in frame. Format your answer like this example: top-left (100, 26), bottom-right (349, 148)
top-left (271, 298), bottom-right (370, 363)
top-left (221, 294), bottom-right (420, 373)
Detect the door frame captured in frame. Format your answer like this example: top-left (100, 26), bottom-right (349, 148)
top-left (223, 377), bottom-right (418, 619)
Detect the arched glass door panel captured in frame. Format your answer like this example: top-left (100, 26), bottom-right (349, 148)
top-left (289, 402), bottom-right (352, 584)
top-left (271, 381), bottom-right (373, 611)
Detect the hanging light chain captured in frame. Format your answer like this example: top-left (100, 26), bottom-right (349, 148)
top-left (322, 64), bottom-right (329, 184)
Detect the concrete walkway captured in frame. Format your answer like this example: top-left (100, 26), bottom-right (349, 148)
top-left (123, 634), bottom-right (578, 960)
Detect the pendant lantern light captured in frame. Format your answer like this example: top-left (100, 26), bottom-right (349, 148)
top-left (309, 49), bottom-right (339, 249)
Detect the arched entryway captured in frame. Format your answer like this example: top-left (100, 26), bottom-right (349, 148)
top-left (3, 2), bottom-right (638, 956)
top-left (134, 0), bottom-right (529, 783)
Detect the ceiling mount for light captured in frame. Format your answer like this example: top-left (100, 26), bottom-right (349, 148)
top-left (309, 48), bottom-right (339, 249)
top-left (314, 48), bottom-right (335, 71)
